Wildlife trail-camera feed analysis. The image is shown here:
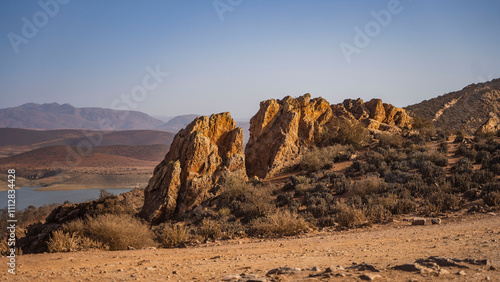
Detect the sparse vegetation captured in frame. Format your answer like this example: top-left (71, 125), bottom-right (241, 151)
top-left (155, 223), bottom-right (191, 248)
top-left (300, 145), bottom-right (352, 172)
top-left (51, 214), bottom-right (156, 251)
top-left (248, 211), bottom-right (310, 236)
top-left (322, 119), bottom-right (370, 148)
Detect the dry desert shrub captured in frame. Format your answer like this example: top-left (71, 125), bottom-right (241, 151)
top-left (349, 176), bottom-right (386, 197)
top-left (376, 132), bottom-right (404, 148)
top-left (300, 146), bottom-right (334, 172)
top-left (300, 145), bottom-right (352, 172)
top-left (47, 229), bottom-right (104, 253)
top-left (483, 191), bottom-right (500, 207)
top-left (248, 210), bottom-right (309, 237)
top-left (197, 218), bottom-right (223, 240)
top-left (334, 203), bottom-right (366, 228)
top-left (156, 223), bottom-right (190, 248)
top-left (219, 176), bottom-right (275, 221)
top-left (54, 213), bottom-right (156, 251)
top-left (321, 119), bottom-right (369, 148)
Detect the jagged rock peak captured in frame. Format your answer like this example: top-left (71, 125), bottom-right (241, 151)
top-left (140, 112), bottom-right (245, 223)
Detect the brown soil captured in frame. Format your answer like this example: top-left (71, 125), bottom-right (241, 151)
top-left (4, 212), bottom-right (499, 281)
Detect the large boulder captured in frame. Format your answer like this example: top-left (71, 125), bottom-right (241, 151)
top-left (140, 112), bottom-right (245, 223)
top-left (245, 94), bottom-right (333, 179)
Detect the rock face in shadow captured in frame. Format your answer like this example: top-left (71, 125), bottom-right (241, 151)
top-left (140, 112), bottom-right (245, 223)
top-left (245, 94), bottom-right (412, 179)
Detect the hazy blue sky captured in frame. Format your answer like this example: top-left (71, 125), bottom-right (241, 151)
top-left (1, 0), bottom-right (499, 119)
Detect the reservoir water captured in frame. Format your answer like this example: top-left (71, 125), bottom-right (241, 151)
top-left (0, 187), bottom-right (133, 210)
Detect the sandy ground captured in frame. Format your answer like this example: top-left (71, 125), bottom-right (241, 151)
top-left (3, 212), bottom-right (499, 281)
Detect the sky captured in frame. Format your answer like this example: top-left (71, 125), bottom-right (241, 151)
top-left (1, 0), bottom-right (500, 120)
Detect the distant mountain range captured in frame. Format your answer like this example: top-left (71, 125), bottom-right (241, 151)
top-left (0, 103), bottom-right (200, 132)
top-left (156, 114), bottom-right (200, 132)
top-left (0, 128), bottom-right (175, 158)
top-left (6, 78), bottom-right (498, 139)
top-left (406, 78), bottom-right (500, 133)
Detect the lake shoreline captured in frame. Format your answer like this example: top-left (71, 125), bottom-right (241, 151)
top-left (34, 183), bottom-right (146, 191)
top-left (1, 187), bottom-right (136, 210)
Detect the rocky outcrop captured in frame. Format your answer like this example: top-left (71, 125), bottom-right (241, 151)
top-left (475, 114), bottom-right (500, 135)
top-left (245, 95), bottom-right (413, 179)
top-left (140, 112), bottom-right (245, 223)
top-left (347, 98), bottom-right (413, 130)
top-left (245, 94), bottom-right (335, 179)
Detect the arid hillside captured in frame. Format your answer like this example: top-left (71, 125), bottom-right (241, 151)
top-left (0, 128), bottom-right (174, 157)
top-left (406, 78), bottom-right (500, 133)
top-left (0, 129), bottom-right (174, 189)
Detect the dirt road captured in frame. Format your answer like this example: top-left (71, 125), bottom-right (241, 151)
top-left (4, 213), bottom-right (499, 281)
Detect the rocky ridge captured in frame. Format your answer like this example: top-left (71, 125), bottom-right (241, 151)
top-left (245, 94), bottom-right (412, 178)
top-left (406, 78), bottom-right (500, 133)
